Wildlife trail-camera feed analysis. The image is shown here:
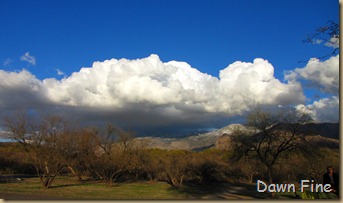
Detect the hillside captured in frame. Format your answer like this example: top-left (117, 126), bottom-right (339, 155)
top-left (216, 122), bottom-right (340, 150)
top-left (1, 122), bottom-right (339, 151)
top-left (136, 123), bottom-right (339, 151)
top-left (136, 124), bottom-right (246, 151)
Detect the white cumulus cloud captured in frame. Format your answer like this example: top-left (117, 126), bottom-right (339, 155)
top-left (20, 52), bottom-right (36, 66)
top-left (0, 54), bottom-right (306, 131)
top-left (285, 55), bottom-right (339, 94)
top-left (296, 96), bottom-right (339, 123)
top-left (216, 58), bottom-right (305, 114)
top-left (42, 55), bottom-right (304, 113)
top-left (0, 69), bottom-right (47, 110)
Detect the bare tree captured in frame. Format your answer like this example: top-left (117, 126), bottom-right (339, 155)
top-left (92, 124), bottom-right (137, 186)
top-left (302, 20), bottom-right (339, 61)
top-left (231, 109), bottom-right (313, 186)
top-left (239, 154), bottom-right (264, 183)
top-left (161, 150), bottom-right (192, 187)
top-left (65, 127), bottom-right (99, 181)
top-left (4, 113), bottom-right (76, 188)
top-left (138, 149), bottom-right (165, 183)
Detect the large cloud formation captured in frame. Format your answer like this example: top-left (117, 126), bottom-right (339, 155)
top-left (42, 55), bottom-right (304, 112)
top-left (0, 54), bottom-right (311, 133)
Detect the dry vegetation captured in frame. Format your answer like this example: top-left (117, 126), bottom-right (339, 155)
top-left (0, 110), bottom-right (339, 199)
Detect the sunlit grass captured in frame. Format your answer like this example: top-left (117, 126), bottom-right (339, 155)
top-left (0, 176), bottom-right (188, 199)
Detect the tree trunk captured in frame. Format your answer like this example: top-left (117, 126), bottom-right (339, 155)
top-left (180, 175), bottom-right (184, 186)
top-left (94, 171), bottom-right (104, 181)
top-left (267, 166), bottom-right (275, 198)
top-left (267, 167), bottom-right (273, 184)
top-left (45, 176), bottom-right (56, 188)
top-left (249, 174), bottom-right (253, 183)
top-left (68, 166), bottom-right (82, 181)
top-left (41, 175), bottom-right (55, 189)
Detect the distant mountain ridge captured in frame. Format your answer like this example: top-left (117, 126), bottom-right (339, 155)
top-left (1, 123), bottom-right (339, 149)
top-left (136, 124), bottom-right (245, 151)
top-left (136, 122), bottom-right (339, 151)
top-left (299, 123), bottom-right (339, 139)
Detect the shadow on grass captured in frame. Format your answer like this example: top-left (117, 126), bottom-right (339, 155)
top-left (50, 178), bottom-right (103, 189)
top-left (169, 182), bottom-right (270, 199)
top-left (50, 183), bottom-right (83, 188)
top-left (226, 182), bottom-right (270, 199)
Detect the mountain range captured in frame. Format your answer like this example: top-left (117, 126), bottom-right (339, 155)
top-left (135, 123), bottom-right (339, 151)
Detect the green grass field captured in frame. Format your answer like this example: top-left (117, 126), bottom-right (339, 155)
top-left (0, 176), bottom-right (338, 200)
top-left (0, 176), bottom-right (267, 200)
top-left (0, 176), bottom-right (190, 200)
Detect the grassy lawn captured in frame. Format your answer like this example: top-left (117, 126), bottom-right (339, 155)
top-left (0, 176), bottom-right (189, 200)
top-left (0, 176), bottom-right (265, 200)
top-left (1, 176), bottom-right (338, 200)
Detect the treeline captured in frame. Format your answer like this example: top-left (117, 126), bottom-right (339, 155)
top-left (0, 112), bottom-right (339, 189)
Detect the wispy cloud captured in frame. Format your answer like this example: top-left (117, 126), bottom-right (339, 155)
top-left (56, 68), bottom-right (65, 76)
top-left (20, 52), bottom-right (36, 66)
top-left (3, 58), bottom-right (12, 66)
top-left (325, 35), bottom-right (339, 49)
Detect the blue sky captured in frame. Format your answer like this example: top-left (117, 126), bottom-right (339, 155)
top-left (0, 0), bottom-right (339, 135)
top-left (1, 0), bottom-right (338, 77)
